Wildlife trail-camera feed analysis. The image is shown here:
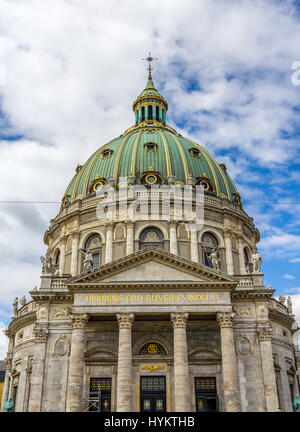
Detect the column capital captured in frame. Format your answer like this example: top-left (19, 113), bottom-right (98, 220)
top-left (125, 221), bottom-right (134, 228)
top-left (70, 231), bottom-right (80, 240)
top-left (116, 313), bottom-right (135, 329)
top-left (216, 312), bottom-right (235, 328)
top-left (106, 223), bottom-right (114, 231)
top-left (70, 313), bottom-right (89, 329)
top-left (257, 326), bottom-right (272, 341)
top-left (33, 327), bottom-right (48, 342)
top-left (59, 234), bottom-right (68, 245)
top-left (224, 229), bottom-right (232, 238)
top-left (170, 312), bottom-right (189, 328)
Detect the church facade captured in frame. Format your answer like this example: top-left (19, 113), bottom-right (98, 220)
top-left (2, 65), bottom-right (300, 412)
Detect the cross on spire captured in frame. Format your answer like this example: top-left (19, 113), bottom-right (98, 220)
top-left (142, 52), bottom-right (157, 79)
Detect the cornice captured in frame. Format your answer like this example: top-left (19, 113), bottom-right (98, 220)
top-left (231, 291), bottom-right (274, 301)
top-left (67, 281), bottom-right (237, 293)
top-left (269, 308), bottom-right (295, 328)
top-left (30, 292), bottom-right (73, 303)
top-left (271, 336), bottom-right (295, 352)
top-left (8, 311), bottom-right (36, 335)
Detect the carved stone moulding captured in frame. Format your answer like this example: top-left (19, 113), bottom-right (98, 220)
top-left (52, 334), bottom-right (71, 357)
top-left (170, 312), bottom-right (189, 328)
top-left (235, 334), bottom-right (254, 355)
top-left (116, 313), bottom-right (135, 329)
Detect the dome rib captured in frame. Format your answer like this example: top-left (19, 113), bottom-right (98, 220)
top-left (184, 137), bottom-right (231, 199)
top-left (165, 131), bottom-right (189, 184)
top-left (130, 131), bottom-right (142, 175)
top-left (157, 130), bottom-right (171, 177)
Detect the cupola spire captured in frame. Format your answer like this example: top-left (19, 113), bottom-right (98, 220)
top-left (142, 52), bottom-right (157, 80)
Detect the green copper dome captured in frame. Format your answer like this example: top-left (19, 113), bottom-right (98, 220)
top-left (62, 74), bottom-right (240, 207)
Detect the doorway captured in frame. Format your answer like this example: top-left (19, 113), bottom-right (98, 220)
top-left (195, 377), bottom-right (218, 412)
top-left (89, 377), bottom-right (111, 412)
top-left (140, 376), bottom-right (166, 412)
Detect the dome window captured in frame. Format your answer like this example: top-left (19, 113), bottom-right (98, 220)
top-left (89, 178), bottom-right (107, 194)
top-left (61, 194), bottom-right (70, 209)
top-left (195, 178), bottom-right (214, 192)
top-left (140, 168), bottom-right (163, 185)
top-left (101, 149), bottom-right (113, 160)
top-left (144, 142), bottom-right (157, 152)
top-left (189, 147), bottom-right (201, 158)
top-left (148, 105), bottom-right (153, 120)
top-left (156, 106), bottom-right (159, 121)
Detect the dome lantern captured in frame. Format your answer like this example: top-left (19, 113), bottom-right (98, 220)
top-left (132, 53), bottom-right (168, 126)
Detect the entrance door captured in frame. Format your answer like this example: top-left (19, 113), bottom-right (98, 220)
top-left (195, 377), bottom-right (218, 412)
top-left (89, 378), bottom-right (111, 412)
top-left (140, 376), bottom-right (166, 412)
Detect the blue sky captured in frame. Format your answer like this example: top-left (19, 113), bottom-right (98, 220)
top-left (0, 0), bottom-right (300, 355)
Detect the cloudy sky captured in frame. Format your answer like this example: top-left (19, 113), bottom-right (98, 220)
top-left (0, 0), bottom-right (300, 357)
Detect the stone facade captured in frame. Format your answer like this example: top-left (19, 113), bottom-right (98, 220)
top-left (1, 197), bottom-right (299, 411)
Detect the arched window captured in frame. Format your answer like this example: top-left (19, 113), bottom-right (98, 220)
top-left (201, 232), bottom-right (218, 268)
top-left (156, 106), bottom-right (159, 121)
top-left (141, 106), bottom-right (145, 121)
top-left (244, 248), bottom-right (250, 272)
top-left (54, 250), bottom-right (60, 267)
top-left (148, 105), bottom-right (153, 120)
top-left (139, 342), bottom-right (167, 355)
top-left (139, 227), bottom-right (164, 250)
top-left (83, 234), bottom-right (102, 270)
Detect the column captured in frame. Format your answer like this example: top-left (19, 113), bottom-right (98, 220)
top-left (70, 232), bottom-right (79, 276)
top-left (216, 312), bottom-right (241, 412)
top-left (59, 236), bottom-right (67, 276)
top-left (237, 236), bottom-right (246, 275)
top-left (257, 325), bottom-right (279, 412)
top-left (169, 223), bottom-right (178, 255)
top-left (171, 313), bottom-right (190, 412)
top-left (224, 232), bottom-right (234, 275)
top-left (66, 313), bottom-right (88, 412)
top-left (190, 229), bottom-right (199, 262)
top-left (105, 224), bottom-right (113, 264)
top-left (28, 327), bottom-right (48, 412)
top-left (116, 313), bottom-right (134, 412)
top-left (126, 223), bottom-right (134, 255)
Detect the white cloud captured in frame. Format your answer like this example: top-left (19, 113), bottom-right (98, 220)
top-left (283, 274), bottom-right (295, 280)
top-left (289, 258), bottom-right (300, 263)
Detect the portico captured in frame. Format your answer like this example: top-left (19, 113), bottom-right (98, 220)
top-left (64, 247), bottom-right (241, 412)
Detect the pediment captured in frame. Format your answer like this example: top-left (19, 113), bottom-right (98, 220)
top-left (68, 248), bottom-right (236, 288)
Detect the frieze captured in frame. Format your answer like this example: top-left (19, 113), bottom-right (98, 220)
top-left (233, 305), bottom-right (251, 317)
top-left (52, 306), bottom-right (70, 319)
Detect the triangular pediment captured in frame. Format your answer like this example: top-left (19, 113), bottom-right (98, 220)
top-left (68, 247), bottom-right (236, 288)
